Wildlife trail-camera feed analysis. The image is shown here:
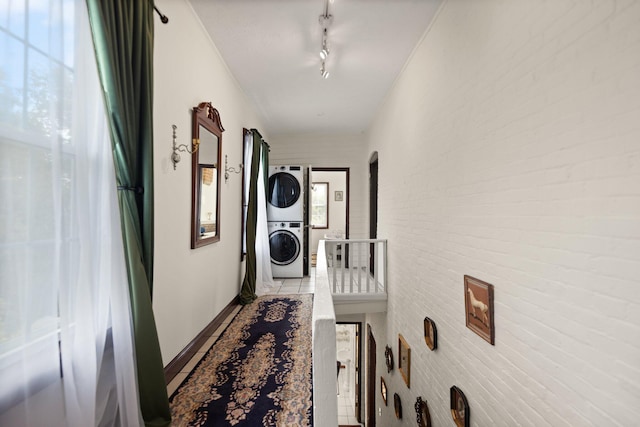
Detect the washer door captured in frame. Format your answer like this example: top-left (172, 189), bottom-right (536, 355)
top-left (268, 172), bottom-right (301, 208)
top-left (269, 230), bottom-right (301, 266)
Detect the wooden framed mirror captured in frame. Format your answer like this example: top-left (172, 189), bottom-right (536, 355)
top-left (191, 102), bottom-right (223, 248)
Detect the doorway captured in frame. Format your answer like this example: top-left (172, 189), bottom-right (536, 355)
top-left (337, 322), bottom-right (362, 426)
top-left (369, 153), bottom-right (378, 275)
top-left (310, 167), bottom-right (349, 267)
top-left (366, 324), bottom-right (376, 427)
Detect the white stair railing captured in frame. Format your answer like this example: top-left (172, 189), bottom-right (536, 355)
top-left (323, 239), bottom-right (387, 295)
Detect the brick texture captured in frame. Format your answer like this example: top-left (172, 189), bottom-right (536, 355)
top-left (366, 0), bottom-right (640, 426)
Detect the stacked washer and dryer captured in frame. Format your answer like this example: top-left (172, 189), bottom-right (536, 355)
top-left (267, 165), bottom-right (304, 278)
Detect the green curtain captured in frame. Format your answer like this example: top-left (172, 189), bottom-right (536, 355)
top-left (85, 1), bottom-right (170, 426)
top-left (239, 129), bottom-right (263, 305)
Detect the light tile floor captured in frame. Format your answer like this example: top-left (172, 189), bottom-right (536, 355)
top-left (338, 390), bottom-right (362, 426)
top-left (274, 275), bottom-right (316, 294)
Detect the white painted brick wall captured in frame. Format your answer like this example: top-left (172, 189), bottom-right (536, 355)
top-left (367, 0), bottom-right (640, 426)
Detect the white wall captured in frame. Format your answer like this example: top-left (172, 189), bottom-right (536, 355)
top-left (367, 1), bottom-right (640, 426)
top-left (152, 0), bottom-right (266, 364)
top-left (269, 133), bottom-right (369, 244)
top-left (310, 170), bottom-right (347, 254)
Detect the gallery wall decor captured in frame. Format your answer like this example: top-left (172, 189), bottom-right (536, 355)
top-left (380, 377), bottom-right (388, 406)
top-left (423, 316), bottom-right (437, 351)
top-left (398, 334), bottom-right (411, 388)
top-left (450, 386), bottom-right (469, 427)
top-left (394, 393), bottom-right (402, 419)
top-left (385, 345), bottom-right (394, 373)
top-left (415, 396), bottom-right (432, 427)
top-left (464, 275), bottom-right (495, 345)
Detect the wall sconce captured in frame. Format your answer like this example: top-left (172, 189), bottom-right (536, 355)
top-left (171, 124), bottom-right (199, 170)
top-left (224, 154), bottom-right (243, 182)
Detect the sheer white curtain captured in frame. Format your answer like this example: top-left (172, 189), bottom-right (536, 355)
top-left (0, 1), bottom-right (141, 426)
top-left (255, 146), bottom-right (276, 295)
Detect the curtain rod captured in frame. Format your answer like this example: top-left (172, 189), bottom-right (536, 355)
top-left (153, 4), bottom-right (169, 24)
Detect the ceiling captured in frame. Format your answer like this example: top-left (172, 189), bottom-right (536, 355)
top-left (189, 0), bottom-right (442, 136)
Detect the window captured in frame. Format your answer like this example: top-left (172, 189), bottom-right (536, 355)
top-left (311, 182), bottom-right (329, 229)
top-left (1, 2), bottom-right (140, 423)
top-left (1, 0), bottom-right (75, 389)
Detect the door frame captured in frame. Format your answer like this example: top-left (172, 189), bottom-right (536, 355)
top-left (310, 167), bottom-right (350, 239)
top-left (337, 322), bottom-right (362, 424)
top-left (366, 324), bottom-right (376, 427)
top-left (311, 167), bottom-right (350, 267)
top-left (369, 153), bottom-right (378, 275)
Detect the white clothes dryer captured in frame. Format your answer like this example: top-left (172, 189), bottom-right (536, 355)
top-left (268, 221), bottom-right (303, 278)
top-left (267, 165), bottom-right (304, 221)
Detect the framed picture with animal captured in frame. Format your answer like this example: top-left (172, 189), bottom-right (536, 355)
top-left (464, 275), bottom-right (495, 345)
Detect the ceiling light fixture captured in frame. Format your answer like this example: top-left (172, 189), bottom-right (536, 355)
top-left (320, 62), bottom-right (330, 79)
top-left (318, 0), bottom-right (333, 78)
top-left (319, 29), bottom-right (329, 60)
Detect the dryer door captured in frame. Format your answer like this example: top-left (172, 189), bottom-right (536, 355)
top-left (268, 172), bottom-right (301, 208)
top-left (269, 229), bottom-right (301, 265)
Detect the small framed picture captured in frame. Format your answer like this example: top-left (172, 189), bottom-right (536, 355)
top-left (380, 377), bottom-right (388, 406)
top-left (450, 386), bottom-right (469, 427)
top-left (464, 275), bottom-right (495, 345)
top-left (415, 396), bottom-right (432, 427)
top-left (394, 393), bottom-right (402, 419)
top-left (423, 316), bottom-right (437, 351)
top-left (334, 190), bottom-right (343, 201)
top-left (398, 334), bottom-right (411, 388)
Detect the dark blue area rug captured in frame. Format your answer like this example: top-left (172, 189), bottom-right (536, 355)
top-left (170, 294), bottom-right (313, 426)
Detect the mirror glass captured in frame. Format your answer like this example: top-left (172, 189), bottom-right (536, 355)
top-left (192, 102), bottom-right (223, 248)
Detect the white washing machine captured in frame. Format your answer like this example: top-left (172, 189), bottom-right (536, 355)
top-left (267, 165), bottom-right (304, 221)
top-left (268, 221), bottom-right (303, 278)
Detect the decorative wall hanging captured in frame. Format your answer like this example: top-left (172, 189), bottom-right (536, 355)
top-left (450, 386), bottom-right (469, 427)
top-left (380, 377), bottom-right (388, 406)
top-left (398, 334), bottom-right (411, 388)
top-left (415, 396), bottom-right (432, 427)
top-left (423, 316), bottom-right (437, 351)
top-left (464, 275), bottom-right (495, 345)
top-left (394, 393), bottom-right (402, 419)
top-left (385, 345), bottom-right (394, 372)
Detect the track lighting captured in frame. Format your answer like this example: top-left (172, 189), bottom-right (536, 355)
top-left (320, 63), bottom-right (330, 79)
top-left (319, 28), bottom-right (330, 60)
top-left (318, 1), bottom-right (332, 78)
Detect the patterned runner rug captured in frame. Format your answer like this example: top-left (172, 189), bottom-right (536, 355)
top-left (170, 294), bottom-right (314, 426)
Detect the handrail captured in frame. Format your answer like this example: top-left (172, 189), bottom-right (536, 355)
top-left (311, 239), bottom-right (387, 426)
top-left (312, 239), bottom-right (338, 427)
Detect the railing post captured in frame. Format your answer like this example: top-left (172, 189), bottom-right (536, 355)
top-left (357, 242), bottom-right (362, 293)
top-left (323, 238), bottom-right (387, 296)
